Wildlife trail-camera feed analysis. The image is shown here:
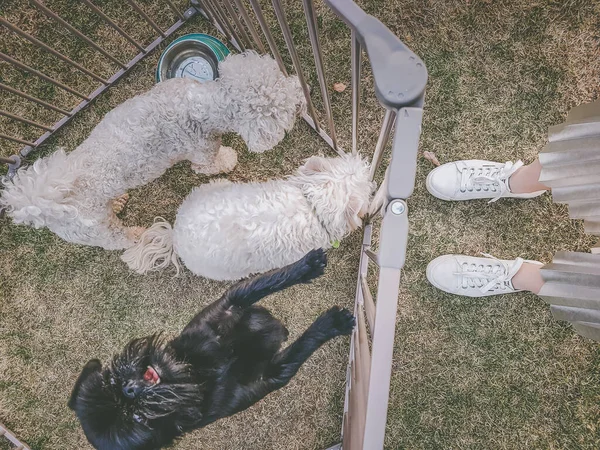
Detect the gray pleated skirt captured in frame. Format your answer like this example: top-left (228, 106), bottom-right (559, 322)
top-left (538, 100), bottom-right (600, 341)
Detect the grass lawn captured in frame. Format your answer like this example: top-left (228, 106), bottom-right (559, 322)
top-left (1, 0), bottom-right (600, 449)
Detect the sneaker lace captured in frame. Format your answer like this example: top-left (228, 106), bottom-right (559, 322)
top-left (454, 253), bottom-right (524, 294)
top-left (459, 160), bottom-right (524, 203)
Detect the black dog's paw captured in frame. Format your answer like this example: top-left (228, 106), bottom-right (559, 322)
top-left (316, 306), bottom-right (356, 336)
top-left (295, 248), bottom-right (327, 283)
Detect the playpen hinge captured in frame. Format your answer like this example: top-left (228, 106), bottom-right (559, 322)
top-left (1, 154), bottom-right (21, 178)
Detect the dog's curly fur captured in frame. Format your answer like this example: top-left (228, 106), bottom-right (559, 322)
top-left (69, 249), bottom-right (355, 450)
top-left (122, 153), bottom-right (375, 280)
top-left (0, 51), bottom-right (304, 250)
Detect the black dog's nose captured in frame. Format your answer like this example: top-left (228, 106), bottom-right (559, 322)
top-left (122, 381), bottom-right (140, 399)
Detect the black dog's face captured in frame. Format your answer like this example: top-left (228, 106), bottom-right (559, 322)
top-left (69, 335), bottom-right (203, 450)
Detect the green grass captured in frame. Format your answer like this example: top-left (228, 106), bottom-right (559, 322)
top-left (1, 0), bottom-right (600, 449)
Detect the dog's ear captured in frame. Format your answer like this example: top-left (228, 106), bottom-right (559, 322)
top-left (299, 156), bottom-right (331, 174)
top-left (68, 359), bottom-right (102, 410)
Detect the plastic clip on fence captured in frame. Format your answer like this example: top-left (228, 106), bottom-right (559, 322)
top-left (324, 0), bottom-right (427, 449)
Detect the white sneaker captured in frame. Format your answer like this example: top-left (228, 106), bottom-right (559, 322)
top-left (426, 254), bottom-right (543, 297)
top-left (426, 160), bottom-right (546, 202)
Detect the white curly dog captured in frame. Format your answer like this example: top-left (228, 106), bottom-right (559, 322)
top-left (122, 153), bottom-right (375, 280)
top-left (0, 51), bottom-right (304, 250)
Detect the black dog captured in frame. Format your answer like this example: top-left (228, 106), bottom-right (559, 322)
top-left (69, 249), bottom-right (354, 449)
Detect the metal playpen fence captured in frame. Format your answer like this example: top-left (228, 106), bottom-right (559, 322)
top-left (0, 0), bottom-right (427, 448)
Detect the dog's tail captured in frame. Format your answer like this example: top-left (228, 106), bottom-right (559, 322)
top-left (1, 148), bottom-right (81, 227)
top-left (121, 218), bottom-right (181, 275)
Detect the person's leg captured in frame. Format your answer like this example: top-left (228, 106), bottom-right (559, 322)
top-left (511, 261), bottom-right (545, 294)
top-left (507, 159), bottom-right (550, 195)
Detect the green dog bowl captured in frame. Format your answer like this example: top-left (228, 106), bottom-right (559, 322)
top-left (156, 34), bottom-right (230, 83)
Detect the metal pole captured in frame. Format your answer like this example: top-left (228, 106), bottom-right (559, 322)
top-left (361, 267), bottom-right (402, 449)
top-left (81, 0), bottom-right (146, 52)
top-left (369, 109), bottom-right (395, 181)
top-left (0, 156), bottom-right (17, 165)
top-left (231, 0), bottom-right (266, 53)
top-left (271, 0), bottom-right (322, 132)
top-left (221, 0), bottom-right (253, 49)
top-left (165, 0), bottom-right (185, 21)
top-left (360, 275), bottom-right (376, 330)
top-left (0, 133), bottom-right (36, 146)
top-left (126, 0), bottom-right (166, 37)
top-left (0, 110), bottom-right (53, 131)
top-left (30, 0), bottom-right (127, 69)
top-left (0, 422), bottom-right (31, 450)
top-left (364, 249), bottom-right (380, 266)
top-left (0, 18), bottom-right (109, 84)
top-left (351, 31), bottom-right (361, 155)
top-left (302, 0), bottom-right (340, 152)
top-left (248, 0), bottom-right (288, 75)
top-left (0, 82), bottom-right (71, 116)
top-left (194, 0), bottom-right (232, 43)
top-left (0, 52), bottom-right (89, 100)
top-left (206, 0), bottom-right (244, 50)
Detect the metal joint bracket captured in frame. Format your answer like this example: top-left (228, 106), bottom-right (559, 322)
top-left (378, 199), bottom-right (409, 270)
top-left (183, 5), bottom-right (198, 19)
top-left (1, 155), bottom-right (22, 178)
top-left (388, 199), bottom-right (406, 216)
top-left (324, 0), bottom-right (427, 109)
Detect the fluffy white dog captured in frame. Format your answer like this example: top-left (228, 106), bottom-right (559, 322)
top-left (122, 153), bottom-right (375, 280)
top-left (0, 51), bottom-right (304, 250)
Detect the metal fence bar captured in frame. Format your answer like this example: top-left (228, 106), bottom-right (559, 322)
top-left (360, 275), bottom-right (375, 330)
top-left (1, 18), bottom-right (109, 84)
top-left (81, 0), bottom-right (146, 52)
top-left (348, 386), bottom-right (361, 449)
top-left (0, 156), bottom-right (17, 165)
top-left (126, 0), bottom-right (166, 37)
top-left (0, 52), bottom-right (89, 100)
top-left (165, 0), bottom-right (185, 20)
top-left (368, 109), bottom-right (395, 180)
top-left (0, 110), bottom-right (53, 131)
top-left (357, 306), bottom-right (371, 384)
top-left (30, 0), bottom-right (127, 69)
top-left (0, 422), bottom-right (31, 450)
top-left (1, 7), bottom-right (198, 174)
top-left (302, 0), bottom-right (339, 152)
top-left (271, 0), bottom-right (322, 132)
top-left (340, 222), bottom-right (372, 450)
top-left (0, 82), bottom-right (71, 116)
top-left (364, 249), bottom-right (379, 266)
top-left (362, 268), bottom-right (402, 449)
top-left (0, 133), bottom-right (36, 146)
top-left (352, 326), bottom-right (368, 448)
top-left (206, 0), bottom-right (244, 50)
top-left (232, 0), bottom-right (266, 53)
top-left (248, 0), bottom-right (288, 75)
top-left (222, 0), bottom-right (253, 49)
top-left (194, 0), bottom-right (231, 42)
top-left (342, 413), bottom-right (351, 449)
top-left (351, 31), bottom-right (361, 155)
